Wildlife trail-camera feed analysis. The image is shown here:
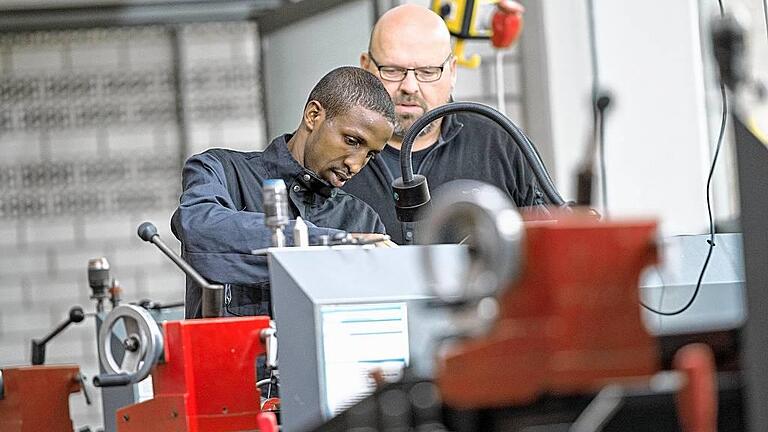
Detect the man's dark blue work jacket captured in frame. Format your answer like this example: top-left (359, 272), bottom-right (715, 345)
top-left (172, 134), bottom-right (385, 318)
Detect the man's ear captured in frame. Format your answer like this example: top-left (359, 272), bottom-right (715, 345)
top-left (303, 100), bottom-right (325, 131)
top-left (449, 55), bottom-right (458, 88)
top-left (360, 52), bottom-right (370, 69)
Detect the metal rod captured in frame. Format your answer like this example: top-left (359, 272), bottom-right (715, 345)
top-left (495, 51), bottom-right (506, 114)
top-left (151, 235), bottom-right (211, 290)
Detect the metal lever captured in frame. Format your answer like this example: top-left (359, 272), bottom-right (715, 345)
top-left (31, 306), bottom-right (85, 365)
top-left (137, 221), bottom-right (223, 318)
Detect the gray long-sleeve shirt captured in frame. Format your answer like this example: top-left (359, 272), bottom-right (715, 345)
top-left (172, 134), bottom-right (385, 318)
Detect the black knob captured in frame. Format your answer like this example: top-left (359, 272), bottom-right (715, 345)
top-left (123, 336), bottom-right (140, 352)
top-left (69, 306), bottom-right (85, 323)
top-left (137, 222), bottom-right (158, 242)
top-left (596, 93), bottom-right (612, 111)
top-left (439, 3), bottom-right (451, 19)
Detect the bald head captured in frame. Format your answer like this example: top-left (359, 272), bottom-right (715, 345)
top-left (369, 4), bottom-right (452, 57)
top-left (363, 5), bottom-right (457, 144)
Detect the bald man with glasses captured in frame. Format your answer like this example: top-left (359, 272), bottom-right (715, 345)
top-left (344, 4), bottom-right (554, 244)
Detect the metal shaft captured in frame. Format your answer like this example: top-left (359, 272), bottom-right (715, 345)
top-left (496, 51), bottom-right (506, 114)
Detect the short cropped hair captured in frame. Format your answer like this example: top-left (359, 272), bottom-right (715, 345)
top-left (305, 66), bottom-right (396, 125)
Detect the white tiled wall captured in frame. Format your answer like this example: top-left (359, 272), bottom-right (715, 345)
top-left (0, 21), bottom-right (265, 429)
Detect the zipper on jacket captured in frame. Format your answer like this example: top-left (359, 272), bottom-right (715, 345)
top-left (304, 199), bottom-right (312, 221)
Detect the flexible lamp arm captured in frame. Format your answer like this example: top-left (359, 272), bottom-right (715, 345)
top-left (398, 101), bottom-right (566, 208)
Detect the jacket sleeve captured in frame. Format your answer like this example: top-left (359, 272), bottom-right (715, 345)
top-left (171, 152), bottom-right (341, 285)
top-left (498, 131), bottom-right (552, 208)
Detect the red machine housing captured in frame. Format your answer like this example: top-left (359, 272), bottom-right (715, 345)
top-left (0, 365), bottom-right (81, 431)
top-left (116, 316), bottom-right (273, 432)
top-left (438, 217), bottom-right (661, 408)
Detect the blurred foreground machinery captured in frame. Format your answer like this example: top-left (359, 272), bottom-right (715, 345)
top-left (316, 181), bottom-right (739, 432)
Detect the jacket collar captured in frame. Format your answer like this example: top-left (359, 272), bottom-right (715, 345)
top-left (262, 133), bottom-right (336, 198)
top-left (437, 112), bottom-right (464, 145)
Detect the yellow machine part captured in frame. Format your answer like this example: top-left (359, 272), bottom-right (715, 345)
top-left (431, 0), bottom-right (499, 38)
top-left (431, 0), bottom-right (500, 69)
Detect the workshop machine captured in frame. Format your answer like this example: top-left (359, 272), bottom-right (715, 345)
top-left (88, 256), bottom-right (190, 432)
top-left (0, 304), bottom-right (87, 432)
top-left (0, 278), bottom-right (97, 431)
top-left (0, 251), bottom-right (189, 431)
top-left (91, 222), bottom-right (280, 432)
top-left (0, 364), bottom-right (84, 432)
top-left (95, 307), bottom-right (277, 432)
top-left (0, 222), bottom-right (279, 432)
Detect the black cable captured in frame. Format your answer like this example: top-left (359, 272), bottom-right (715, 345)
top-left (641, 27), bottom-right (728, 316)
top-left (586, 0), bottom-right (611, 215)
top-left (586, 0), bottom-right (600, 104)
top-left (597, 98), bottom-right (609, 217)
top-left (763, 0), bottom-right (768, 47)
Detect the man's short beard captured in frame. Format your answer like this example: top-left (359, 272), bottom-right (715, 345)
top-left (394, 115), bottom-right (436, 139)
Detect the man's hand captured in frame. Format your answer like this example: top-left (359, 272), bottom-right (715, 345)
top-left (349, 233), bottom-right (398, 248)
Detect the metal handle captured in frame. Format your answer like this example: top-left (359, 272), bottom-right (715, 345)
top-left (93, 373), bottom-right (133, 388)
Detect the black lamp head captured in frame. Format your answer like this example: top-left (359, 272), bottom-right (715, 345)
top-left (392, 174), bottom-right (431, 222)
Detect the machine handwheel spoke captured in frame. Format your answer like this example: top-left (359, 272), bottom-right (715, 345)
top-left (120, 348), bottom-right (141, 373)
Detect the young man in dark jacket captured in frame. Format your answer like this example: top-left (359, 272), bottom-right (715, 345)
top-left (172, 67), bottom-right (395, 318)
top-left (345, 4), bottom-right (557, 244)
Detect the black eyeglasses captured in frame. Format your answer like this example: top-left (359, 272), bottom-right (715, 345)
top-left (368, 52), bottom-right (452, 83)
